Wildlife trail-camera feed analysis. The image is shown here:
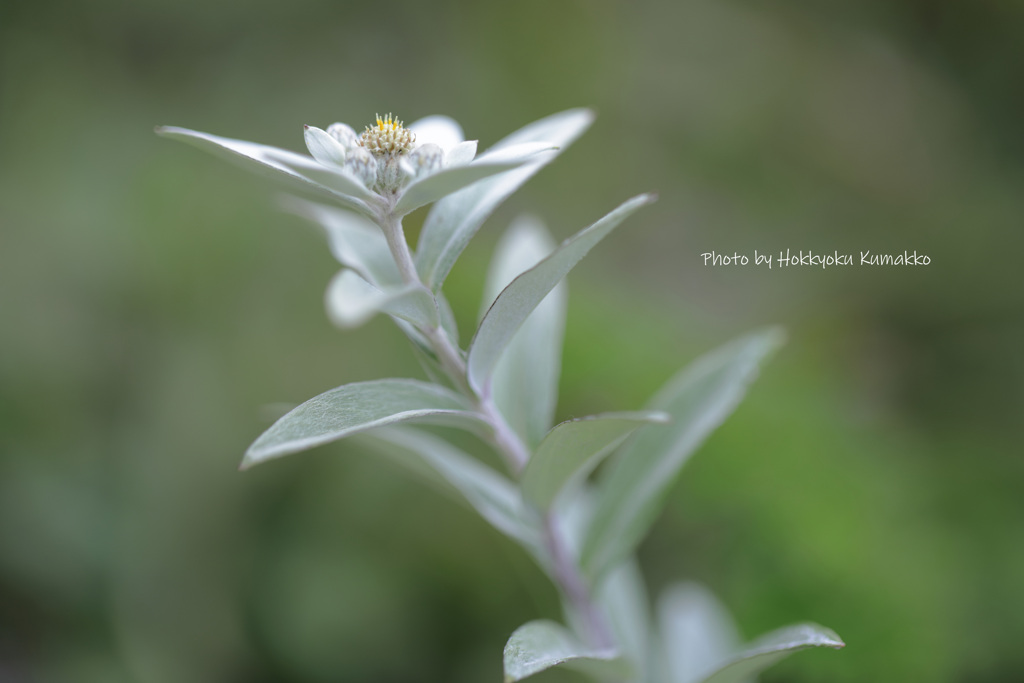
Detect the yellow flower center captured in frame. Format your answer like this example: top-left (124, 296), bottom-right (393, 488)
top-left (359, 113), bottom-right (415, 156)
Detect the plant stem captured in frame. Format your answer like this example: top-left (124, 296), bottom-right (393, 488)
top-left (379, 209), bottom-right (614, 653)
top-left (544, 514), bottom-right (616, 650)
top-left (381, 212), bottom-right (420, 286)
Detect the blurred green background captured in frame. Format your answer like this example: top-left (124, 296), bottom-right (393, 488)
top-left (1, 0), bottom-right (1022, 681)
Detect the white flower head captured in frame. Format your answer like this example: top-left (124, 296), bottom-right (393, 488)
top-left (358, 113), bottom-right (416, 156)
top-left (306, 113), bottom-right (465, 196)
top-left (158, 110), bottom-right (575, 221)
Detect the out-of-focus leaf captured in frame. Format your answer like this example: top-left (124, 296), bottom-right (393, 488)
top-left (697, 624), bottom-right (845, 683)
top-left (415, 109), bottom-right (595, 291)
top-left (581, 329), bottom-right (785, 582)
top-left (242, 379), bottom-right (482, 468)
top-left (394, 145), bottom-right (554, 216)
top-left (407, 115), bottom-right (464, 151)
top-left (597, 559), bottom-right (654, 683)
top-left (446, 140), bottom-right (478, 166)
top-left (468, 194), bottom-right (655, 395)
top-left (324, 270), bottom-right (437, 329)
top-left (281, 198), bottom-right (401, 287)
top-left (657, 583), bottom-right (741, 683)
top-left (482, 217), bottom-right (564, 447)
top-left (521, 411), bottom-right (669, 510)
top-left (436, 292), bottom-right (461, 347)
top-left (357, 426), bottom-right (543, 555)
top-left (503, 620), bottom-right (626, 682)
top-left (155, 126), bottom-right (376, 214)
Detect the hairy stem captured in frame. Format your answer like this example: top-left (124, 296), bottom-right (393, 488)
top-left (380, 212), bottom-right (419, 286)
top-left (544, 514), bottom-right (616, 650)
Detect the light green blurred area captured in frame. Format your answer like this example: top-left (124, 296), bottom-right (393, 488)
top-left (1, 0), bottom-right (1022, 681)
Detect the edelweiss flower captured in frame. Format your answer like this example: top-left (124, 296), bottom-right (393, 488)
top-left (303, 113), bottom-right (476, 196)
top-left (157, 113), bottom-right (556, 220)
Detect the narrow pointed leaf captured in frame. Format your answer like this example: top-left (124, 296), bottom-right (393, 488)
top-left (522, 411), bottom-right (669, 510)
top-left (474, 141), bottom-right (559, 165)
top-left (582, 328), bottom-right (785, 581)
top-left (416, 108), bottom-right (595, 291)
top-left (156, 126), bottom-right (377, 212)
top-left (282, 198), bottom-right (401, 287)
top-left (698, 624), bottom-right (844, 683)
top-left (358, 426), bottom-right (543, 555)
top-left (243, 379), bottom-right (481, 468)
top-left (490, 108), bottom-right (594, 152)
top-left (483, 217), bottom-right (564, 447)
top-left (468, 194), bottom-right (655, 394)
top-left (325, 270), bottom-right (438, 329)
top-left (394, 147), bottom-right (552, 216)
top-left (503, 620), bottom-right (626, 682)
top-left (658, 583), bottom-right (741, 683)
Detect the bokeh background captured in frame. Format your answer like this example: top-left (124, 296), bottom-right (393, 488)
top-left (2, 0), bottom-right (1022, 681)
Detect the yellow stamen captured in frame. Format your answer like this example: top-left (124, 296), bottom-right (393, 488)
top-left (359, 112), bottom-right (415, 156)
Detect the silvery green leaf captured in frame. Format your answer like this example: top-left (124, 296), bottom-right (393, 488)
top-left (303, 125), bottom-right (347, 166)
top-left (358, 426), bottom-right (543, 554)
top-left (483, 217), bottom-right (565, 447)
top-left (436, 292), bottom-right (461, 347)
top-left (415, 108), bottom-right (595, 291)
top-left (697, 624), bottom-right (844, 683)
top-left (473, 141), bottom-right (559, 164)
top-left (393, 148), bottom-right (552, 216)
top-left (393, 320), bottom-right (451, 387)
top-left (281, 198), bottom-right (401, 287)
top-left (242, 379), bottom-right (482, 469)
top-left (446, 140), bottom-right (478, 166)
top-left (155, 126), bottom-right (377, 213)
top-left (503, 620), bottom-right (627, 682)
top-left (581, 328), bottom-right (785, 582)
top-left (521, 411), bottom-right (670, 511)
top-left (597, 559), bottom-right (654, 683)
top-left (407, 115), bottom-right (464, 151)
top-left (490, 108), bottom-right (595, 152)
top-left (325, 270), bottom-right (438, 329)
top-left (657, 583), bottom-right (741, 683)
top-left (468, 194), bottom-right (655, 395)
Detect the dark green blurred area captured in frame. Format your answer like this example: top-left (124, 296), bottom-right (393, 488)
top-left (1, 0), bottom-right (1022, 681)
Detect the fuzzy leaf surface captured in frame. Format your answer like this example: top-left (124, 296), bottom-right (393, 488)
top-left (468, 194), bottom-right (655, 394)
top-left (325, 270), bottom-right (437, 329)
top-left (282, 198), bottom-right (401, 287)
top-left (394, 144), bottom-right (554, 216)
top-left (522, 411), bottom-right (669, 510)
top-left (482, 217), bottom-right (564, 447)
top-left (697, 624), bottom-right (845, 683)
top-left (415, 109), bottom-right (595, 291)
top-left (581, 328), bottom-right (785, 581)
top-left (243, 379), bottom-right (481, 468)
top-left (503, 620), bottom-right (626, 682)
